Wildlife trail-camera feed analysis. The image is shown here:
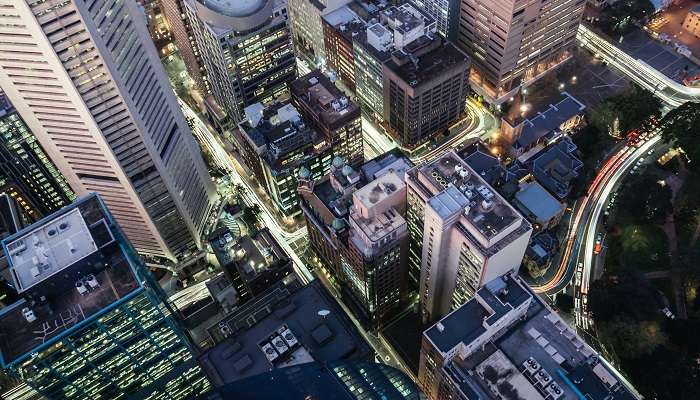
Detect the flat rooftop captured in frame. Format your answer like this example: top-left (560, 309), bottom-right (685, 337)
top-left (425, 274), bottom-right (641, 400)
top-left (421, 151), bottom-right (521, 240)
top-left (514, 181), bottom-right (564, 223)
top-left (0, 195), bottom-right (142, 367)
top-left (199, 280), bottom-right (371, 386)
top-left (385, 38), bottom-right (469, 88)
top-left (290, 70), bottom-right (360, 130)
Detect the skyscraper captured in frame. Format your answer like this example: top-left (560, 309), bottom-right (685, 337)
top-left (411, 0), bottom-right (460, 41)
top-left (288, 0), bottom-right (352, 65)
top-left (0, 0), bottom-right (218, 262)
top-left (160, 0), bottom-right (208, 92)
top-left (184, 0), bottom-right (297, 123)
top-left (457, 0), bottom-right (585, 102)
top-left (0, 194), bottom-right (212, 399)
top-left (405, 150), bottom-right (532, 323)
top-left (0, 103), bottom-right (74, 220)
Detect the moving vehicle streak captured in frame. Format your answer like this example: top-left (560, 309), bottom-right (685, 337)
top-left (533, 135), bottom-right (661, 296)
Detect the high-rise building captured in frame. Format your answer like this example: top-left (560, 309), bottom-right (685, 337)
top-left (410, 0), bottom-right (460, 41)
top-left (457, 0), bottom-right (585, 102)
top-left (418, 273), bottom-right (641, 400)
top-left (405, 150), bottom-right (532, 323)
top-left (0, 104), bottom-right (74, 220)
top-left (352, 4), bottom-right (470, 148)
top-left (199, 279), bottom-right (372, 387)
top-left (160, 0), bottom-right (208, 92)
top-left (200, 361), bottom-right (419, 400)
top-left (298, 151), bottom-right (413, 328)
top-left (184, 0), bottom-right (296, 123)
top-left (0, 0), bottom-right (218, 263)
top-left (0, 194), bottom-right (212, 399)
top-left (322, 4), bottom-right (367, 91)
top-left (288, 0), bottom-right (352, 65)
top-left (290, 70), bottom-right (364, 167)
top-left (234, 101), bottom-right (332, 216)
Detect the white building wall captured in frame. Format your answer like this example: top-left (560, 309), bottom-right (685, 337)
top-left (0, 0), bottom-right (217, 261)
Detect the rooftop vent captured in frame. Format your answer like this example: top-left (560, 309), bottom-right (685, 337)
top-left (436, 322), bottom-right (445, 332)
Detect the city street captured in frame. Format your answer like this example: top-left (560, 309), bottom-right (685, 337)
top-left (363, 99), bottom-right (498, 162)
top-left (577, 24), bottom-right (700, 107)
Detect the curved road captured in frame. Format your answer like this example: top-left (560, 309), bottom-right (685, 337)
top-left (577, 24), bottom-right (700, 107)
top-left (533, 134), bottom-right (661, 296)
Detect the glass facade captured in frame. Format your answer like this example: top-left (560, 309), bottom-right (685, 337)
top-left (16, 293), bottom-right (210, 400)
top-left (0, 110), bottom-right (74, 220)
top-left (0, 195), bottom-right (211, 399)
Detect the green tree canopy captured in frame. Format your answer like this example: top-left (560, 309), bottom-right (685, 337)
top-left (616, 173), bottom-right (673, 224)
top-left (659, 102), bottom-right (700, 173)
top-left (597, 317), bottom-right (667, 359)
top-left (588, 272), bottom-right (660, 323)
top-left (588, 85), bottom-right (662, 136)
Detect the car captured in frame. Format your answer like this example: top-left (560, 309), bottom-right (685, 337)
top-left (593, 233), bottom-right (603, 255)
top-left (647, 149), bottom-right (654, 156)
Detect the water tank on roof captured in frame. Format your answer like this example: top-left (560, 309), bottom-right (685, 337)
top-left (342, 165), bottom-right (354, 176)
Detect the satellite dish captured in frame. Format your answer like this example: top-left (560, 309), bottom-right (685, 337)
top-left (318, 309), bottom-right (330, 318)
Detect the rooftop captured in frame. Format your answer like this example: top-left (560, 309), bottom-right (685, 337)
top-left (530, 137), bottom-right (583, 200)
top-left (239, 101), bottom-right (329, 171)
top-left (0, 195), bottom-right (142, 367)
top-left (424, 274), bottom-right (641, 400)
top-left (458, 141), bottom-right (505, 187)
top-left (420, 151), bottom-right (522, 241)
top-left (198, 361), bottom-right (419, 400)
top-left (513, 93), bottom-right (586, 151)
top-left (199, 280), bottom-right (371, 386)
top-left (290, 70), bottom-right (360, 130)
top-left (385, 37), bottom-right (469, 89)
top-left (514, 181), bottom-right (564, 223)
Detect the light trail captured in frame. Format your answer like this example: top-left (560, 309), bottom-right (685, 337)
top-left (179, 101), bottom-right (312, 284)
top-left (576, 25), bottom-right (700, 107)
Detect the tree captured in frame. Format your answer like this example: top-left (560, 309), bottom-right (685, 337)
top-left (597, 317), bottom-right (667, 359)
top-left (587, 85), bottom-right (661, 137)
top-left (616, 173), bottom-right (673, 224)
top-left (588, 272), bottom-right (660, 323)
top-left (660, 102), bottom-right (700, 173)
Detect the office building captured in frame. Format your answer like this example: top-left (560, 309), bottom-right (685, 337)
top-left (199, 361), bottom-right (419, 400)
top-left (0, 0), bottom-right (218, 262)
top-left (0, 194), bottom-right (211, 399)
top-left (323, 5), bottom-right (365, 91)
top-left (209, 226), bottom-right (293, 304)
top-left (0, 104), bottom-right (74, 220)
top-left (411, 0), bottom-right (460, 41)
top-left (160, 0), bottom-right (208, 92)
top-left (185, 0), bottom-right (296, 123)
top-left (288, 0), bottom-right (352, 64)
top-left (290, 70), bottom-right (364, 167)
top-left (418, 273), bottom-right (641, 400)
top-left (458, 0), bottom-right (585, 102)
top-left (684, 6), bottom-right (700, 37)
top-left (352, 4), bottom-right (470, 148)
top-left (405, 150), bottom-right (532, 323)
top-left (199, 279), bottom-right (372, 386)
top-left (234, 102), bottom-right (332, 216)
top-left (298, 151), bottom-right (413, 328)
